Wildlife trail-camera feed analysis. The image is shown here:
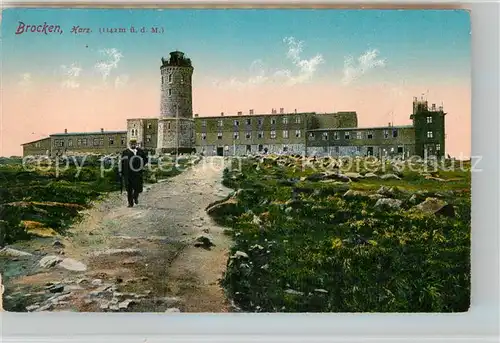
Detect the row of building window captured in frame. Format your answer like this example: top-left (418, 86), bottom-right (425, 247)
top-left (161, 74), bottom-right (185, 84)
top-left (53, 137), bottom-right (126, 148)
top-left (202, 116), bottom-right (301, 127)
top-left (202, 130), bottom-right (302, 140)
top-left (310, 130), bottom-right (399, 140)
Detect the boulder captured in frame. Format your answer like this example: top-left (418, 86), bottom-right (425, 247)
top-left (343, 172), bottom-right (364, 181)
top-left (380, 174), bottom-right (401, 180)
top-left (39, 255), bottom-right (63, 268)
top-left (194, 235), bottom-right (215, 248)
top-left (413, 198), bottom-right (455, 218)
top-left (343, 190), bottom-right (368, 198)
top-left (58, 258), bottom-right (87, 272)
top-left (374, 198), bottom-right (403, 210)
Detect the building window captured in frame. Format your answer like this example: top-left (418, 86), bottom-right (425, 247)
top-left (82, 138), bottom-right (87, 146)
top-left (217, 132), bottom-right (223, 140)
top-left (397, 146), bottom-right (404, 153)
top-left (167, 122), bottom-right (171, 130)
top-left (218, 120), bottom-right (223, 127)
top-left (322, 132), bottom-right (328, 140)
top-left (100, 138), bottom-right (104, 146)
top-left (344, 132), bottom-right (350, 140)
top-left (295, 116), bottom-right (301, 124)
top-left (147, 124), bottom-right (152, 129)
top-left (202, 120), bottom-right (206, 127)
top-left (234, 132), bottom-right (239, 140)
top-left (121, 138), bottom-right (125, 145)
top-left (283, 145), bottom-right (288, 152)
top-left (146, 135), bottom-right (151, 143)
top-left (168, 89), bottom-right (172, 96)
top-left (436, 144), bottom-right (441, 151)
top-left (202, 133), bottom-right (207, 140)
top-left (295, 130), bottom-right (301, 138)
top-left (67, 139), bottom-right (73, 147)
top-left (427, 131), bottom-right (433, 138)
top-left (392, 129), bottom-right (398, 138)
top-left (427, 116), bottom-right (432, 123)
top-left (309, 132), bottom-right (315, 140)
top-left (271, 118), bottom-right (276, 125)
top-left (367, 131), bottom-right (373, 139)
top-left (246, 132), bottom-right (251, 139)
top-left (270, 130), bottom-right (277, 139)
top-left (109, 137), bottom-right (114, 145)
top-left (282, 130), bottom-right (289, 138)
top-left (283, 117), bottom-right (288, 124)
top-left (384, 130), bottom-right (389, 139)
top-left (258, 118), bottom-right (263, 125)
top-left (234, 120), bottom-right (239, 126)
top-left (180, 75), bottom-right (184, 84)
top-left (258, 131), bottom-right (263, 139)
top-left (246, 119), bottom-right (251, 125)
top-left (334, 132), bottom-right (339, 140)
top-left (335, 146), bottom-right (339, 153)
top-left (356, 131), bottom-right (362, 140)
top-left (93, 138), bottom-right (100, 146)
top-left (168, 74), bottom-right (172, 83)
top-left (77, 139), bottom-right (82, 146)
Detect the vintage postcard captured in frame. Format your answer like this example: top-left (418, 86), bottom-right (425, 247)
top-left (0, 7), bottom-right (471, 313)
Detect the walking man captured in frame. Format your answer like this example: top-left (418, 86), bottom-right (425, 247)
top-left (120, 138), bottom-right (148, 207)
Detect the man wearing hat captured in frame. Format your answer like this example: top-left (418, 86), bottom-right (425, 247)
top-left (120, 138), bottom-right (148, 207)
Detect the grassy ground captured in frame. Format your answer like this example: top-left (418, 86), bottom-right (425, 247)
top-left (215, 155), bottom-right (471, 313)
top-left (0, 155), bottom-right (195, 246)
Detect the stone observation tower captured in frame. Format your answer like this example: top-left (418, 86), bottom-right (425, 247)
top-left (156, 51), bottom-right (195, 155)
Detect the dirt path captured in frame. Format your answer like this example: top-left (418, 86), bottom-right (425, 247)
top-left (1, 157), bottom-right (234, 312)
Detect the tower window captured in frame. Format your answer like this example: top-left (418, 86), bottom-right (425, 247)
top-left (168, 89), bottom-right (172, 96)
top-left (168, 74), bottom-right (172, 83)
top-left (427, 131), bottom-right (433, 138)
top-left (427, 116), bottom-right (432, 123)
top-left (436, 144), bottom-right (441, 151)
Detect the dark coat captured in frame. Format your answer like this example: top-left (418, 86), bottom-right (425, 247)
top-left (120, 148), bottom-right (148, 192)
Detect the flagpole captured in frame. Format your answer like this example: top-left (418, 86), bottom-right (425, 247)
top-left (176, 104), bottom-right (179, 158)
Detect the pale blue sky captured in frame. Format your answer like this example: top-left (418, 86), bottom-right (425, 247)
top-left (2, 8), bottom-right (471, 84)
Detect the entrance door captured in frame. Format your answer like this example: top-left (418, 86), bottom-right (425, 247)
top-left (216, 147), bottom-right (224, 156)
top-left (258, 144), bottom-right (263, 152)
top-left (367, 147), bottom-right (374, 156)
top-left (246, 145), bottom-right (251, 153)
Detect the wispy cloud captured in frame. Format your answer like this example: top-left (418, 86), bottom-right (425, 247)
top-left (342, 49), bottom-right (386, 85)
top-left (114, 74), bottom-right (130, 88)
top-left (279, 36), bottom-right (324, 85)
top-left (95, 48), bottom-right (123, 82)
top-left (60, 63), bottom-right (82, 89)
top-left (18, 73), bottom-right (32, 87)
top-left (213, 37), bottom-right (324, 89)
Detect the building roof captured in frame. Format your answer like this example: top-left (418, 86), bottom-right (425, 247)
top-left (307, 125), bottom-right (414, 132)
top-left (50, 131), bottom-right (127, 136)
top-left (21, 137), bottom-right (51, 146)
top-left (196, 112), bottom-right (317, 119)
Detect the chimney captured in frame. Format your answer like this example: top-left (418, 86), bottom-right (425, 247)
top-left (101, 128), bottom-right (104, 133)
top-left (64, 129), bottom-right (67, 134)
top-left (294, 109), bottom-right (297, 114)
top-left (271, 108), bottom-right (276, 114)
top-left (431, 103), bottom-right (436, 111)
top-left (194, 113), bottom-right (199, 117)
top-left (237, 111), bottom-right (242, 116)
top-left (220, 112), bottom-right (224, 116)
top-left (280, 108), bottom-right (284, 114)
top-left (249, 109), bottom-right (254, 115)
top-left (388, 122), bottom-right (391, 127)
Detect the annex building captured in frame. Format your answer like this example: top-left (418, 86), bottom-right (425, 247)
top-left (22, 51), bottom-right (446, 159)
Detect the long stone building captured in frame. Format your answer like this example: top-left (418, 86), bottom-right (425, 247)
top-left (22, 50), bottom-right (446, 159)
